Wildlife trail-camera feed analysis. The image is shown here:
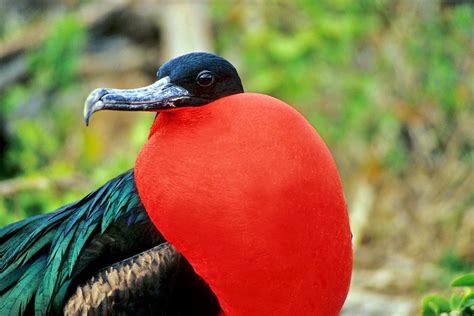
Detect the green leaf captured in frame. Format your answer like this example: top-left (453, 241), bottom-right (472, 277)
top-left (461, 289), bottom-right (474, 309)
top-left (421, 302), bottom-right (437, 316)
top-left (452, 274), bottom-right (474, 287)
top-left (422, 295), bottom-right (451, 315)
top-left (450, 293), bottom-right (462, 310)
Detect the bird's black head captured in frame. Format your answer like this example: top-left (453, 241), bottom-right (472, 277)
top-left (158, 52), bottom-right (243, 103)
top-left (84, 52), bottom-right (244, 125)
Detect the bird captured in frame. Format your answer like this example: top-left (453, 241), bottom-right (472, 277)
top-left (0, 52), bottom-right (352, 315)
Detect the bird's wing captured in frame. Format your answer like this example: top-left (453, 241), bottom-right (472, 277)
top-left (63, 242), bottom-right (179, 315)
top-left (0, 169), bottom-right (164, 315)
top-left (63, 241), bottom-right (221, 316)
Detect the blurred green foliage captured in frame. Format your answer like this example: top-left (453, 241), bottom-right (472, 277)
top-left (1, 15), bottom-right (85, 176)
top-left (442, 252), bottom-right (474, 276)
top-left (0, 16), bottom-right (86, 225)
top-left (436, 251), bottom-right (474, 292)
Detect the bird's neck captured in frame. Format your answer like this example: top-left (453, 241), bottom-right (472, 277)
top-left (135, 94), bottom-right (352, 315)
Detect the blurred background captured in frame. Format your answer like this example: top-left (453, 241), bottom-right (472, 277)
top-left (0, 0), bottom-right (472, 314)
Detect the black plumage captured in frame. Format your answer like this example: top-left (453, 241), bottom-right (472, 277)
top-left (0, 170), bottom-right (220, 315)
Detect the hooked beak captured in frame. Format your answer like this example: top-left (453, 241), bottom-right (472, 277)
top-left (84, 76), bottom-right (192, 125)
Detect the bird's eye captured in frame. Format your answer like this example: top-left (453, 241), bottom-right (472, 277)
top-left (196, 70), bottom-right (215, 87)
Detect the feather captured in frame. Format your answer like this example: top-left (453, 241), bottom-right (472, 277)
top-left (0, 255), bottom-right (47, 315)
top-left (0, 169), bottom-right (162, 315)
top-left (63, 242), bottom-right (180, 315)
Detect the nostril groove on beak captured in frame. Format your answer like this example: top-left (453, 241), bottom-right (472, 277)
top-left (86, 88), bottom-right (108, 106)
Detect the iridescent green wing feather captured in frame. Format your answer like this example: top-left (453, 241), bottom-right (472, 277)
top-left (0, 169), bottom-right (163, 315)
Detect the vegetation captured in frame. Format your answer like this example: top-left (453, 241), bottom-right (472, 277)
top-left (421, 274), bottom-right (474, 315)
top-left (0, 16), bottom-right (86, 224)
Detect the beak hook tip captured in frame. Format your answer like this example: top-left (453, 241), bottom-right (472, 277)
top-left (83, 106), bottom-right (92, 126)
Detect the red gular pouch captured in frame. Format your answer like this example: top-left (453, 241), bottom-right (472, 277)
top-left (135, 93), bottom-right (352, 316)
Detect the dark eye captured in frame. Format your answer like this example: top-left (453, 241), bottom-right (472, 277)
top-left (196, 70), bottom-right (215, 87)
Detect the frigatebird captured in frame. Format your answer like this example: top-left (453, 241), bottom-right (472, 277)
top-left (0, 52), bottom-right (352, 315)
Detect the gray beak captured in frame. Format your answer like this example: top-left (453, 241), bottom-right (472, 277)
top-left (83, 76), bottom-right (190, 125)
